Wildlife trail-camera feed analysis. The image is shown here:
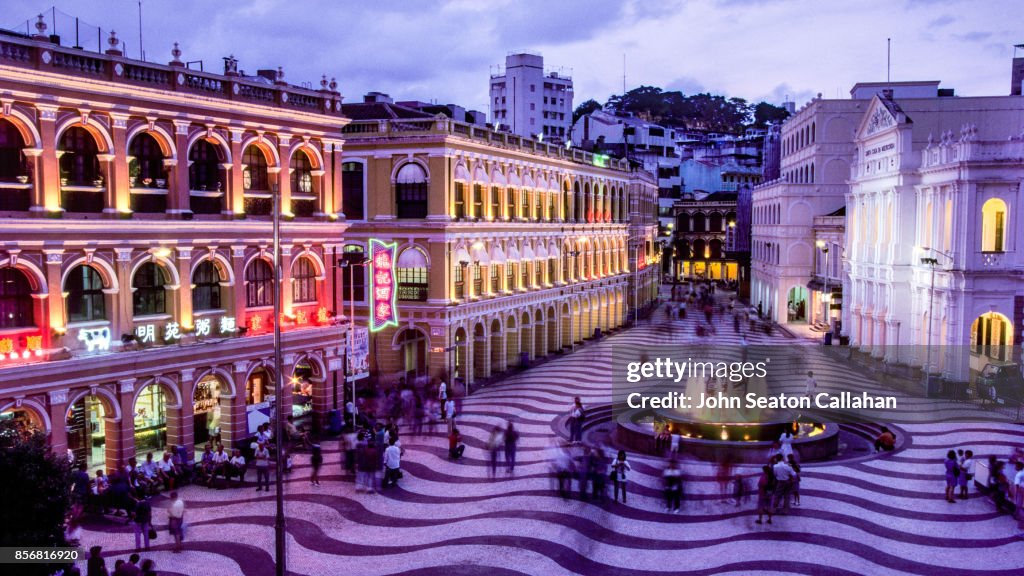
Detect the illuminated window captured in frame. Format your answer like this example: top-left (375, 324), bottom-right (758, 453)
top-left (192, 260), bottom-right (222, 311)
top-left (396, 248), bottom-right (428, 301)
top-left (290, 150), bottom-right (315, 217)
top-left (453, 182), bottom-right (466, 219)
top-left (292, 257), bottom-right (318, 304)
top-left (981, 198), bottom-right (1007, 252)
top-left (245, 259), bottom-right (273, 308)
top-left (395, 163), bottom-right (428, 219)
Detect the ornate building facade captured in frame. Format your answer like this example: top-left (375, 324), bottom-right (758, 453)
top-left (0, 26), bottom-right (350, 471)
top-left (338, 100), bottom-right (646, 386)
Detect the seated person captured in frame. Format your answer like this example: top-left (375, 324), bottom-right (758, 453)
top-left (448, 428), bottom-right (466, 460)
top-left (284, 416), bottom-right (312, 448)
top-left (171, 445), bottom-right (193, 484)
top-left (197, 444), bottom-right (216, 485)
top-left (874, 427), bottom-right (896, 452)
top-left (225, 449), bottom-right (247, 486)
top-left (210, 445), bottom-right (230, 485)
top-left (139, 453), bottom-right (161, 494)
top-left (104, 471), bottom-right (137, 517)
top-left (157, 452), bottom-right (179, 490)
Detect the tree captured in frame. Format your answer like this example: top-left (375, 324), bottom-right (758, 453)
top-left (751, 102), bottom-right (790, 128)
top-left (572, 99), bottom-right (603, 124)
top-left (0, 425), bottom-right (72, 576)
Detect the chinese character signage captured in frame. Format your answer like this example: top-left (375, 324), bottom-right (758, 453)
top-left (369, 238), bottom-right (398, 332)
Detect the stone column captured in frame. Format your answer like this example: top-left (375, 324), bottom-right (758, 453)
top-left (47, 389), bottom-right (70, 457)
top-left (97, 154), bottom-right (117, 215)
top-left (280, 245), bottom-right (294, 317)
top-left (230, 246), bottom-right (248, 327)
top-left (43, 251), bottom-right (65, 335)
top-left (22, 148), bottom-right (44, 212)
top-left (279, 353), bottom-right (296, 421)
top-left (106, 379), bottom-right (137, 471)
top-left (171, 120), bottom-right (191, 215)
top-left (222, 362), bottom-right (250, 449)
top-left (276, 135), bottom-right (291, 215)
top-left (228, 128), bottom-right (244, 216)
top-left (175, 247), bottom-right (193, 329)
top-left (113, 248), bottom-right (134, 346)
top-left (36, 105), bottom-right (60, 213)
top-left (166, 370), bottom-right (194, 455)
top-left (109, 114), bottom-right (130, 214)
top-left (328, 140), bottom-right (343, 217)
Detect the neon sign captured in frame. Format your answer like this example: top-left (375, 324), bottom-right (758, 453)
top-left (77, 327), bottom-right (111, 352)
top-left (369, 238), bottom-right (398, 332)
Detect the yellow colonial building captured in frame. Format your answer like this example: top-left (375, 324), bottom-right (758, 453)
top-left (339, 98), bottom-right (653, 387)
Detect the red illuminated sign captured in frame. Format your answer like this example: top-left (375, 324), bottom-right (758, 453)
top-left (369, 239), bottom-right (398, 332)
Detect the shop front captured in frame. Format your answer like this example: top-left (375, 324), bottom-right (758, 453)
top-left (193, 374), bottom-right (225, 446)
top-left (133, 384), bottom-right (167, 456)
top-left (246, 368), bottom-right (275, 436)
top-left (66, 394), bottom-right (107, 469)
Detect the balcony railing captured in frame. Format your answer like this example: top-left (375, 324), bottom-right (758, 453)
top-left (343, 117), bottom-right (630, 172)
top-left (0, 34), bottom-right (343, 117)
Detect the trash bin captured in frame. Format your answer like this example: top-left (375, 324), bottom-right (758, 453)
top-left (824, 332), bottom-right (833, 346)
top-left (593, 327), bottom-right (602, 339)
top-left (327, 409), bottom-right (343, 435)
top-left (519, 351), bottom-right (530, 368)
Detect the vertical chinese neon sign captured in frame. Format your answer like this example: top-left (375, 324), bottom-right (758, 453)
top-left (369, 238), bottom-right (398, 332)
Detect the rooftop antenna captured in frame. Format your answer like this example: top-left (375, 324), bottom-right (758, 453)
top-left (887, 38), bottom-right (891, 82)
top-left (138, 1), bottom-right (144, 60)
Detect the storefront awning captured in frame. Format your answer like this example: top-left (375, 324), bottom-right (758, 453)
top-left (535, 244), bottom-right (548, 259)
top-left (454, 245), bottom-right (471, 265)
top-left (470, 243), bottom-right (490, 265)
top-left (490, 245), bottom-right (506, 265)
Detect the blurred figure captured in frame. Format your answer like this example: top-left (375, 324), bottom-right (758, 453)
top-left (589, 446), bottom-right (608, 502)
top-left (663, 458), bottom-right (682, 513)
top-left (488, 425), bottom-right (503, 478)
top-left (756, 464), bottom-right (774, 525)
top-left (504, 421), bottom-right (519, 473)
top-left (611, 450), bottom-right (631, 503)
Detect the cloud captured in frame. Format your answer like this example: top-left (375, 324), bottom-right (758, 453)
top-left (927, 14), bottom-right (955, 27)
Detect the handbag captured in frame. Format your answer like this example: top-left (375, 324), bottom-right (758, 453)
top-left (148, 527), bottom-right (158, 540)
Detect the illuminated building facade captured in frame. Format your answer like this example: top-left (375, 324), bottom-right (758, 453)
top-left (0, 25), bottom-right (350, 471)
top-left (339, 99), bottom-right (648, 386)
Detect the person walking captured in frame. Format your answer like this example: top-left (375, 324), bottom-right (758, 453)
top-left (504, 421), bottom-right (520, 474)
top-left (86, 545), bottom-right (108, 576)
top-left (167, 491), bottom-right (185, 553)
top-left (663, 458), bottom-right (682, 513)
top-left (611, 450), bottom-right (632, 503)
top-left (254, 441), bottom-right (271, 492)
top-left (133, 498), bottom-right (153, 551)
top-left (804, 371), bottom-right (817, 397)
top-left (568, 397), bottom-right (585, 443)
top-left (779, 430), bottom-right (795, 461)
top-left (756, 464), bottom-right (775, 525)
top-left (958, 449), bottom-right (974, 500)
top-left (944, 450), bottom-right (959, 503)
top-left (488, 425), bottom-right (503, 478)
top-left (444, 398), bottom-right (457, 435)
top-left (787, 454), bottom-right (802, 506)
top-left (382, 437), bottom-right (402, 488)
top-left (310, 443), bottom-right (323, 487)
top-left (438, 381), bottom-right (448, 419)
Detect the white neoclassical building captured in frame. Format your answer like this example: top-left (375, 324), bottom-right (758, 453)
top-left (845, 90), bottom-right (1024, 386)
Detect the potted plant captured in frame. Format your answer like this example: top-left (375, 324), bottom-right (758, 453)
top-left (92, 176), bottom-right (104, 188)
top-left (142, 177), bottom-right (153, 188)
top-left (16, 175), bottom-right (29, 184)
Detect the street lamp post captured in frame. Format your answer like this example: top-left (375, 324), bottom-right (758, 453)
top-left (339, 252), bottom-right (369, 429)
top-left (920, 246), bottom-right (953, 393)
top-left (816, 240), bottom-right (830, 331)
top-left (270, 184), bottom-right (286, 576)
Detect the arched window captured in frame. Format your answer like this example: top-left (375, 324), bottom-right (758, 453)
top-left (188, 139), bottom-right (223, 215)
top-left (243, 144), bottom-right (271, 216)
top-left (133, 262), bottom-right (168, 316)
top-left (245, 259), bottom-right (273, 308)
top-left (396, 247), bottom-right (428, 301)
top-left (981, 198), bottom-right (1007, 252)
top-left (292, 257), bottom-right (318, 304)
top-left (192, 260), bottom-right (222, 311)
top-left (128, 132), bottom-right (167, 213)
top-left (290, 150), bottom-right (315, 217)
top-left (395, 163), bottom-right (428, 219)
top-left (0, 268), bottom-right (33, 329)
top-left (59, 127), bottom-right (103, 213)
top-left (709, 212), bottom-right (723, 232)
top-left (129, 133), bottom-right (165, 186)
top-left (66, 265), bottom-right (106, 322)
top-left (693, 213), bottom-right (706, 232)
top-left (0, 119), bottom-right (29, 211)
top-left (59, 127), bottom-right (100, 186)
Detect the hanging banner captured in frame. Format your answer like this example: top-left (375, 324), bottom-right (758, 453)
top-left (347, 325), bottom-right (370, 381)
top-left (369, 238), bottom-right (398, 332)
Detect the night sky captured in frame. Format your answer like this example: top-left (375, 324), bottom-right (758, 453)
top-left (5, 0), bottom-right (1019, 115)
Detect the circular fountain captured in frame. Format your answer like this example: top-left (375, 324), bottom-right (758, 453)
top-left (614, 375), bottom-right (840, 463)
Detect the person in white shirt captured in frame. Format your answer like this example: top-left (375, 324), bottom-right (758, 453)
top-left (254, 442), bottom-right (271, 492)
top-left (382, 438), bottom-right (402, 488)
top-left (772, 456), bottom-right (795, 514)
top-left (445, 398), bottom-right (457, 435)
top-left (958, 449), bottom-right (974, 500)
top-left (779, 431), bottom-right (795, 459)
top-left (226, 449), bottom-right (246, 486)
top-left (157, 452), bottom-right (178, 490)
top-left (167, 491), bottom-right (185, 552)
top-left (211, 445), bottom-right (230, 484)
top-left (141, 452), bottom-right (159, 480)
top-left (804, 371), bottom-right (817, 397)
top-left (438, 381), bottom-right (448, 406)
